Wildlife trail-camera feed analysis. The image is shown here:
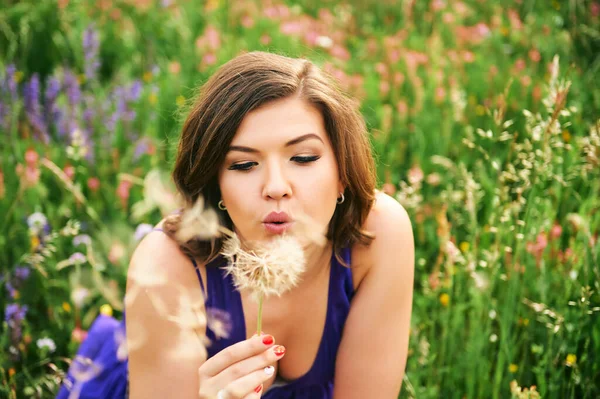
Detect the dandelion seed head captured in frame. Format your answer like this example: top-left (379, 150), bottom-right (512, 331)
top-left (222, 234), bottom-right (306, 300)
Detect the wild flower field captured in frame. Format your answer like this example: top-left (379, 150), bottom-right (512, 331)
top-left (1, 0), bottom-right (599, 398)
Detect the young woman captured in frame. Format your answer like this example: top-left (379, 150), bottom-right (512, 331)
top-left (59, 51), bottom-right (414, 399)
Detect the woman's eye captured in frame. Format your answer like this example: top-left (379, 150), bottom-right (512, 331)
top-left (292, 155), bottom-right (321, 164)
top-left (228, 162), bottom-right (257, 171)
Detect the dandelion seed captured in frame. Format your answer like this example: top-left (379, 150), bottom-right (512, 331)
top-left (222, 234), bottom-right (305, 300)
top-left (206, 307), bottom-right (233, 340)
top-left (176, 196), bottom-right (221, 242)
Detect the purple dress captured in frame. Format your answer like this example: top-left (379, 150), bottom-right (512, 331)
top-left (56, 231), bottom-right (354, 398)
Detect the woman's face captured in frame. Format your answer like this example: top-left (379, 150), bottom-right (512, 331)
top-left (218, 96), bottom-right (343, 243)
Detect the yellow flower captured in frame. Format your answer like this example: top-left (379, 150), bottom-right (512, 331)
top-left (509, 364), bottom-right (519, 373)
top-left (439, 293), bottom-right (450, 307)
top-left (149, 92), bottom-right (158, 105)
top-left (13, 290), bottom-right (20, 299)
top-left (77, 74), bottom-right (86, 85)
top-left (562, 130), bottom-right (571, 143)
top-left (566, 354), bottom-right (577, 366)
top-left (475, 105), bottom-right (486, 116)
top-left (14, 71), bottom-right (24, 83)
top-left (100, 304), bottom-right (113, 317)
top-left (523, 318), bottom-right (529, 326)
top-left (30, 235), bottom-right (40, 250)
top-left (62, 302), bottom-right (72, 313)
top-left (176, 95), bottom-right (186, 107)
top-left (143, 71), bottom-right (153, 82)
top-left (459, 242), bottom-right (470, 253)
top-left (8, 368), bottom-right (15, 378)
top-left (500, 27), bottom-right (509, 36)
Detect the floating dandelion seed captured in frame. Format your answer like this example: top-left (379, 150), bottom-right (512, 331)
top-left (176, 196), bottom-right (222, 242)
top-left (206, 307), bottom-right (233, 340)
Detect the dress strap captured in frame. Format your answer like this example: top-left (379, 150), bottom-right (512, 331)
top-left (151, 227), bottom-right (206, 297)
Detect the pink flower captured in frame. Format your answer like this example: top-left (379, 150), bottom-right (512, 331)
top-left (0, 170), bottom-right (4, 199)
top-left (241, 15), bottom-right (254, 28)
top-left (16, 164), bottom-right (40, 187)
top-left (396, 100), bottom-right (408, 116)
top-left (205, 25), bottom-right (221, 51)
top-left (442, 12), bottom-right (455, 24)
top-left (462, 51), bottom-right (475, 63)
top-left (280, 21), bottom-right (304, 35)
top-left (394, 72), bottom-right (405, 85)
top-left (25, 149), bottom-right (39, 166)
top-left (202, 53), bottom-right (217, 66)
top-left (529, 48), bottom-right (541, 63)
top-left (520, 75), bottom-right (531, 87)
top-left (408, 165), bottom-right (424, 185)
top-left (590, 2), bottom-right (600, 17)
top-left (108, 242), bottom-right (126, 264)
top-left (168, 61), bottom-right (181, 75)
top-left (330, 45), bottom-right (350, 61)
top-left (382, 183), bottom-right (396, 196)
top-left (64, 165), bottom-right (75, 181)
top-left (260, 34), bottom-right (272, 45)
top-left (72, 327), bottom-right (88, 343)
top-left (87, 177), bottom-right (100, 192)
top-left (375, 62), bottom-right (388, 76)
top-left (526, 232), bottom-right (548, 260)
top-left (508, 9), bottom-right (523, 30)
top-left (117, 180), bottom-right (132, 207)
top-left (431, 0), bottom-right (445, 11)
top-left (550, 224), bottom-right (562, 240)
top-left (389, 49), bottom-right (401, 63)
top-left (514, 58), bottom-right (526, 72)
top-left (379, 81), bottom-right (390, 96)
top-left (435, 87), bottom-right (446, 103)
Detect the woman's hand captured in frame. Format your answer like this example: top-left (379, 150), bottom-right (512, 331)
top-left (198, 334), bottom-right (286, 399)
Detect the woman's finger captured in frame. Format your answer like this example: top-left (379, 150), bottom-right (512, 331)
top-left (213, 345), bottom-right (285, 387)
top-left (225, 366), bottom-right (274, 398)
top-left (200, 334), bottom-right (276, 376)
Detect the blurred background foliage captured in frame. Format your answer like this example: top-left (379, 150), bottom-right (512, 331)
top-left (0, 0), bottom-right (599, 398)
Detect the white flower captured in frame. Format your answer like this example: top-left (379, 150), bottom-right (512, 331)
top-left (489, 334), bottom-right (498, 343)
top-left (489, 309), bottom-right (497, 320)
top-left (36, 337), bottom-right (56, 353)
top-left (222, 234), bottom-right (306, 301)
top-left (315, 36), bottom-right (333, 49)
top-left (71, 287), bottom-right (90, 308)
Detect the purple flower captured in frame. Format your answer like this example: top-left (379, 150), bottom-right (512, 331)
top-left (69, 252), bottom-right (87, 264)
top-left (133, 138), bottom-right (151, 161)
top-left (73, 234), bottom-right (92, 247)
top-left (64, 70), bottom-right (81, 106)
top-left (14, 266), bottom-right (30, 281)
top-left (83, 26), bottom-right (101, 82)
top-left (23, 74), bottom-right (49, 143)
top-left (44, 76), bottom-right (63, 132)
top-left (5, 303), bottom-right (28, 323)
top-left (5, 64), bottom-right (18, 100)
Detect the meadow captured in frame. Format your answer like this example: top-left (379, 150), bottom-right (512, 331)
top-left (1, 0), bottom-right (599, 397)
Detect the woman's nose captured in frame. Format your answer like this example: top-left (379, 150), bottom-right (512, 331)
top-left (262, 162), bottom-right (292, 200)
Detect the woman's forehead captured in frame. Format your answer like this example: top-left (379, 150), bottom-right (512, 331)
top-left (231, 97), bottom-right (328, 146)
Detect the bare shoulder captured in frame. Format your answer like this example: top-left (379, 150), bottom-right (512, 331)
top-left (351, 191), bottom-right (414, 286)
top-left (126, 228), bottom-right (207, 397)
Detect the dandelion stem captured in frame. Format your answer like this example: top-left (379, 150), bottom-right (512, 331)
top-left (256, 294), bottom-right (264, 335)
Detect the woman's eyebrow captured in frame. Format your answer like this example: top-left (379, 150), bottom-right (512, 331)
top-left (228, 133), bottom-right (324, 153)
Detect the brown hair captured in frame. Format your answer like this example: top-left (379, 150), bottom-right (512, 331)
top-left (164, 51), bottom-right (376, 266)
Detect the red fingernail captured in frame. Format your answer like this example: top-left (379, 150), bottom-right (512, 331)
top-left (273, 345), bottom-right (286, 356)
top-left (254, 384), bottom-right (263, 393)
top-left (262, 335), bottom-right (274, 345)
